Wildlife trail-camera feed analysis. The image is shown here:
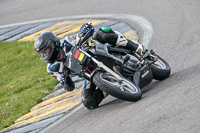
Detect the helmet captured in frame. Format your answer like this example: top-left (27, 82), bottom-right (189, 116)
top-left (34, 31), bottom-right (65, 64)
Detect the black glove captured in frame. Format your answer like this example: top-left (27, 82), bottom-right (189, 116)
top-left (63, 74), bottom-right (75, 91)
top-left (62, 68), bottom-right (75, 91)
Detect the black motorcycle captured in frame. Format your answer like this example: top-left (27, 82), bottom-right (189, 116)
top-left (65, 37), bottom-right (170, 102)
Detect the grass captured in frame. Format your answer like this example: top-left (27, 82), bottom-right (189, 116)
top-left (0, 41), bottom-right (58, 130)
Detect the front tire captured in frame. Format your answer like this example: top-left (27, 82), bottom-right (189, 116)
top-left (151, 54), bottom-right (171, 80)
top-left (93, 72), bottom-right (142, 102)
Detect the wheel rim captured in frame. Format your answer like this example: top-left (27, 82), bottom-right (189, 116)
top-left (99, 73), bottom-right (139, 93)
top-left (153, 58), bottom-right (167, 69)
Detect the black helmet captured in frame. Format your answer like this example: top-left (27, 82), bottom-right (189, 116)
top-left (34, 31), bottom-right (65, 64)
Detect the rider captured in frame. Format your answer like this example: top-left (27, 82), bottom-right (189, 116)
top-left (34, 22), bottom-right (145, 109)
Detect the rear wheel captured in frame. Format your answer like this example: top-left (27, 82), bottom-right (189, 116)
top-left (151, 54), bottom-right (171, 80)
top-left (93, 71), bottom-right (142, 101)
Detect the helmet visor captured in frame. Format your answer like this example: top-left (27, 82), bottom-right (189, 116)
top-left (37, 40), bottom-right (54, 63)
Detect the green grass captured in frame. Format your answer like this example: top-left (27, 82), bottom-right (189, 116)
top-left (0, 41), bottom-right (58, 130)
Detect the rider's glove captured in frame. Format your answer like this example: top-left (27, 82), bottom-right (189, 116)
top-left (80, 22), bottom-right (94, 36)
top-left (78, 22), bottom-right (94, 45)
top-left (60, 70), bottom-right (75, 92)
top-left (63, 74), bottom-right (75, 92)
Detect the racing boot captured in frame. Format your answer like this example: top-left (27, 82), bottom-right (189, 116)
top-left (126, 39), bottom-right (146, 57)
top-left (81, 82), bottom-right (107, 110)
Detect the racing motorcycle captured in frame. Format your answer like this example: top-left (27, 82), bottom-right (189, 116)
top-left (65, 33), bottom-right (171, 102)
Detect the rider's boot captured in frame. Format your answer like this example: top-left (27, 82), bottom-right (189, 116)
top-left (126, 40), bottom-right (146, 56)
top-left (81, 82), bottom-right (107, 110)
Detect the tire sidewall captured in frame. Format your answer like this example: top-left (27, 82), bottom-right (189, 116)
top-left (151, 54), bottom-right (171, 80)
top-left (93, 71), bottom-right (142, 101)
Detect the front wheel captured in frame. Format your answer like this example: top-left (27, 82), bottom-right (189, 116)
top-left (93, 72), bottom-right (142, 102)
top-left (151, 54), bottom-right (171, 80)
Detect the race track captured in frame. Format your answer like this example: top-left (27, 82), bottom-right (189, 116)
top-left (1, 0), bottom-right (200, 133)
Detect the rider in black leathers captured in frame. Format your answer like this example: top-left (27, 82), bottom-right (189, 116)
top-left (34, 22), bottom-right (145, 109)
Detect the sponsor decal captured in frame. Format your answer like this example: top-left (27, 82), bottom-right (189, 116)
top-left (73, 50), bottom-right (85, 61)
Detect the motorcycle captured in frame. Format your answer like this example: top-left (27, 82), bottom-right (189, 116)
top-left (65, 32), bottom-right (171, 102)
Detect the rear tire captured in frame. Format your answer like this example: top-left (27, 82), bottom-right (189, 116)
top-left (151, 54), bottom-right (171, 80)
top-left (93, 71), bottom-right (142, 102)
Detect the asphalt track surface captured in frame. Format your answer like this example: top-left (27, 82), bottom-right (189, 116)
top-left (1, 0), bottom-right (200, 133)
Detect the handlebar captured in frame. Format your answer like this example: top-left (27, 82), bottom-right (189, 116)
top-left (77, 22), bottom-right (93, 47)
